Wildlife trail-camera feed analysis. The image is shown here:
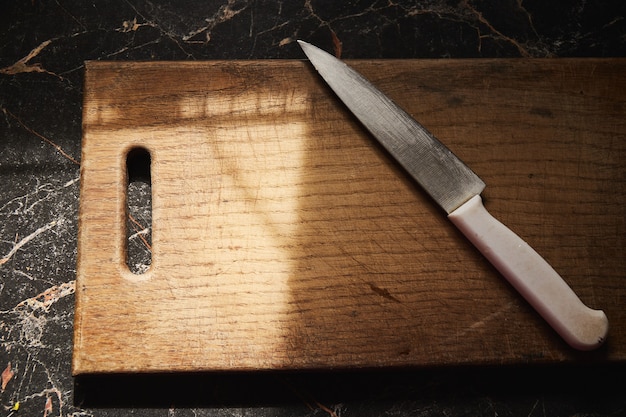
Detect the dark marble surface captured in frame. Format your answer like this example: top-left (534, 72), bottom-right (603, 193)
top-left (1, 1), bottom-right (625, 416)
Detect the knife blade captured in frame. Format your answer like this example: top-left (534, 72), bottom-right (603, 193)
top-left (298, 40), bottom-right (608, 351)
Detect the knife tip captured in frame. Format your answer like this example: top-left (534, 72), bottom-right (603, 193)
top-left (296, 40), bottom-right (322, 62)
top-left (296, 39), bottom-right (309, 53)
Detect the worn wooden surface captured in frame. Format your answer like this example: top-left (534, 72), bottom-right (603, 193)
top-left (73, 59), bottom-right (626, 375)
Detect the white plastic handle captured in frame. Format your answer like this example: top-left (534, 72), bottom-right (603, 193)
top-left (448, 195), bottom-right (608, 350)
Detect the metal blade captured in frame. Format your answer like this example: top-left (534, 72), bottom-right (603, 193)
top-left (298, 40), bottom-right (485, 214)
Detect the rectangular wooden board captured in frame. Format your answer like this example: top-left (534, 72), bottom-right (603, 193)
top-left (73, 59), bottom-right (626, 374)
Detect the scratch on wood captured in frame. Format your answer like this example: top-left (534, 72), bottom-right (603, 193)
top-left (369, 283), bottom-right (402, 303)
top-left (443, 302), bottom-right (518, 345)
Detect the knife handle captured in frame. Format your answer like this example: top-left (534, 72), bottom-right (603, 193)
top-left (448, 195), bottom-right (608, 350)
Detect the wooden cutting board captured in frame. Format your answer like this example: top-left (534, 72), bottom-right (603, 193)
top-left (73, 59), bottom-right (626, 375)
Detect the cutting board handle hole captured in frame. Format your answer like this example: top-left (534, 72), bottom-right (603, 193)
top-left (126, 147), bottom-right (152, 275)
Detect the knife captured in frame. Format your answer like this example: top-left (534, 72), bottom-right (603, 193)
top-left (298, 40), bottom-right (609, 351)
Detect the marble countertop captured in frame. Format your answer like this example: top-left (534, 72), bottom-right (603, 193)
top-left (1, 1), bottom-right (625, 417)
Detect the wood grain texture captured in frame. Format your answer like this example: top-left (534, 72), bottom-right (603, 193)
top-left (73, 59), bottom-right (626, 375)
